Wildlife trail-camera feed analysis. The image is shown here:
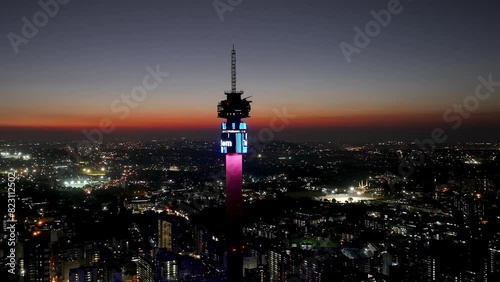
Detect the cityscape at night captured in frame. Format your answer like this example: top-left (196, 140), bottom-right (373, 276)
top-left (2, 1), bottom-right (500, 282)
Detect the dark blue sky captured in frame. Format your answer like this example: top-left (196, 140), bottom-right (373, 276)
top-left (1, 0), bottom-right (500, 142)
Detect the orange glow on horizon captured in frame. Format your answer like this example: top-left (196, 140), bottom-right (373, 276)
top-left (1, 110), bottom-right (499, 130)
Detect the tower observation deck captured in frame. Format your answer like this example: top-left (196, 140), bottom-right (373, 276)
top-left (218, 45), bottom-right (251, 154)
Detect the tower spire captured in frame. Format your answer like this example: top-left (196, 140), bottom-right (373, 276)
top-left (231, 45), bottom-right (237, 92)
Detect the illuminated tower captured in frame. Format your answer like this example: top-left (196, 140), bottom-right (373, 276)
top-left (217, 45), bottom-right (251, 281)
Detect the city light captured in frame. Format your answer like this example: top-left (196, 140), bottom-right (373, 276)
top-left (2, 2), bottom-right (498, 281)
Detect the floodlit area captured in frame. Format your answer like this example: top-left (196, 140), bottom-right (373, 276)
top-left (316, 194), bottom-right (377, 203)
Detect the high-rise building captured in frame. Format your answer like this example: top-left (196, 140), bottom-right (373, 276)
top-left (301, 257), bottom-right (323, 282)
top-left (217, 45), bottom-right (252, 282)
top-left (158, 215), bottom-right (180, 253)
top-left (193, 225), bottom-right (208, 256)
top-left (24, 235), bottom-right (51, 282)
top-left (157, 259), bottom-right (178, 281)
top-left (269, 249), bottom-right (290, 282)
top-left (422, 253), bottom-right (437, 281)
top-left (81, 243), bottom-right (100, 267)
top-left (69, 267), bottom-right (97, 282)
top-left (487, 244), bottom-right (500, 281)
top-left (134, 255), bottom-right (154, 282)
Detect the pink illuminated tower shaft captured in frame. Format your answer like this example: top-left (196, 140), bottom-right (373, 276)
top-left (226, 154), bottom-right (243, 220)
top-left (226, 153), bottom-right (243, 232)
top-left (226, 154), bottom-right (243, 280)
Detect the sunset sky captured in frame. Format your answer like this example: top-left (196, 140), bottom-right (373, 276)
top-left (1, 0), bottom-right (500, 142)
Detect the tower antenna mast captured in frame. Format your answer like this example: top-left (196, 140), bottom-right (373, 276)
top-left (231, 44), bottom-right (237, 92)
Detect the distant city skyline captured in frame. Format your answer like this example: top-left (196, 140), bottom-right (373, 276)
top-left (1, 0), bottom-right (500, 142)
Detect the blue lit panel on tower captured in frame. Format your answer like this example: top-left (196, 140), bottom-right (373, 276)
top-left (220, 122), bottom-right (248, 154)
